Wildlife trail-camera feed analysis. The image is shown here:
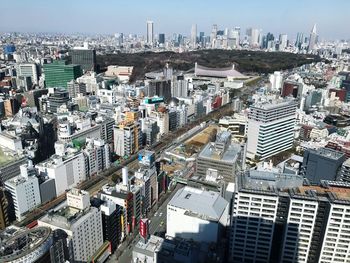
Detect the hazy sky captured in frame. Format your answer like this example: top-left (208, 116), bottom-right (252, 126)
top-left (1, 0), bottom-right (349, 40)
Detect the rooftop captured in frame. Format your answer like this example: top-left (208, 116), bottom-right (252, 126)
top-left (198, 141), bottom-right (241, 163)
top-left (0, 226), bottom-right (52, 262)
top-left (307, 147), bottom-right (345, 160)
top-left (168, 186), bottom-right (228, 221)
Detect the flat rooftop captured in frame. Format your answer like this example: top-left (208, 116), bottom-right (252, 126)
top-left (308, 147), bottom-right (345, 160)
top-left (198, 142), bottom-right (241, 163)
top-left (168, 186), bottom-right (228, 221)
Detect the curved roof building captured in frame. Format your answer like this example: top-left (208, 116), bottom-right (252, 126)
top-left (0, 226), bottom-right (52, 263)
top-left (195, 62), bottom-right (245, 78)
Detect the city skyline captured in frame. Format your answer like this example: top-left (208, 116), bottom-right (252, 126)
top-left (1, 0), bottom-right (349, 40)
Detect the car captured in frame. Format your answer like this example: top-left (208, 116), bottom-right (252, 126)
top-left (159, 212), bottom-right (163, 217)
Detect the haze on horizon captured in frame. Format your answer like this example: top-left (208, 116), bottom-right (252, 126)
top-left (1, 0), bottom-right (349, 40)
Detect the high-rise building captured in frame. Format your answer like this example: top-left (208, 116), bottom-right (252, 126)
top-left (302, 147), bottom-right (346, 184)
top-left (146, 21), bottom-right (154, 46)
top-left (308, 24), bottom-right (317, 52)
top-left (246, 28), bottom-right (260, 47)
top-left (70, 47), bottom-right (96, 72)
top-left (38, 189), bottom-right (103, 263)
top-left (158, 33), bottom-right (165, 44)
top-left (113, 121), bottom-right (142, 157)
top-left (91, 198), bottom-right (122, 253)
top-left (5, 163), bottom-right (41, 221)
top-left (46, 88), bottom-right (70, 113)
top-left (43, 60), bottom-right (82, 88)
top-left (67, 80), bottom-right (86, 98)
top-left (269, 71), bottom-right (283, 91)
top-left (210, 24), bottom-right (218, 47)
top-left (84, 138), bottom-right (110, 176)
top-left (279, 34), bottom-right (288, 50)
top-left (190, 24), bottom-right (197, 48)
top-left (295, 32), bottom-right (304, 49)
top-left (246, 96), bottom-right (297, 160)
top-left (36, 149), bottom-right (87, 196)
top-left (17, 63), bottom-right (39, 85)
top-left (196, 131), bottom-right (242, 182)
top-left (229, 171), bottom-right (350, 263)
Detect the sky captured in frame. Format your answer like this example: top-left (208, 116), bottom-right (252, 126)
top-left (1, 0), bottom-right (349, 40)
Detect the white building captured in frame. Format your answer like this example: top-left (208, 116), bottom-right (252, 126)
top-left (36, 151), bottom-right (87, 195)
top-left (280, 198), bottom-right (319, 262)
top-left (84, 138), bottom-right (110, 176)
top-left (5, 164), bottom-right (41, 221)
top-left (17, 63), bottom-right (38, 85)
top-left (269, 71), bottom-right (283, 91)
top-left (246, 97), bottom-right (297, 160)
top-left (38, 189), bottom-right (103, 263)
top-left (147, 21), bottom-right (154, 46)
top-left (166, 186), bottom-right (229, 243)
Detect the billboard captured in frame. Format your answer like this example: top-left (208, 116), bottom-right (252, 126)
top-left (140, 218), bottom-right (149, 239)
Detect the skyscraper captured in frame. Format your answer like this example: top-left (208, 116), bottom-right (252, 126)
top-left (210, 24), bottom-right (218, 47)
top-left (158, 33), bottom-right (165, 44)
top-left (70, 47), bottom-right (97, 72)
top-left (190, 24), bottom-right (197, 48)
top-left (279, 34), bottom-right (288, 50)
top-left (295, 32), bottom-right (304, 49)
top-left (308, 24), bottom-right (317, 52)
top-left (246, 96), bottom-right (297, 160)
top-left (146, 21), bottom-right (154, 46)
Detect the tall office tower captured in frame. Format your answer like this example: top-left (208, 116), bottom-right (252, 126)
top-left (228, 28), bottom-right (240, 48)
top-left (302, 148), bottom-right (346, 184)
top-left (210, 24), bottom-right (218, 47)
top-left (230, 170), bottom-right (350, 263)
top-left (38, 189), bottom-right (103, 263)
top-left (113, 121), bottom-right (142, 157)
top-left (141, 118), bottom-right (158, 146)
top-left (115, 33), bottom-right (124, 46)
top-left (17, 63), bottom-right (39, 85)
top-left (158, 33), bottom-right (165, 44)
top-left (246, 28), bottom-right (260, 47)
top-left (4, 163), bottom-right (41, 221)
top-left (171, 75), bottom-right (188, 98)
top-left (147, 79), bottom-right (172, 102)
top-left (246, 97), bottom-right (297, 160)
top-left (190, 24), bottom-right (197, 48)
top-left (308, 24), bottom-right (317, 52)
top-left (70, 47), bottom-right (96, 72)
top-left (146, 21), bottom-right (154, 46)
top-left (196, 131), bottom-right (242, 182)
top-left (269, 71), bottom-right (283, 91)
top-left (199, 31), bottom-right (205, 45)
top-left (295, 32), bottom-right (304, 49)
top-left (67, 80), bottom-right (86, 98)
top-left (43, 60), bottom-right (82, 88)
top-left (279, 34), bottom-right (288, 50)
